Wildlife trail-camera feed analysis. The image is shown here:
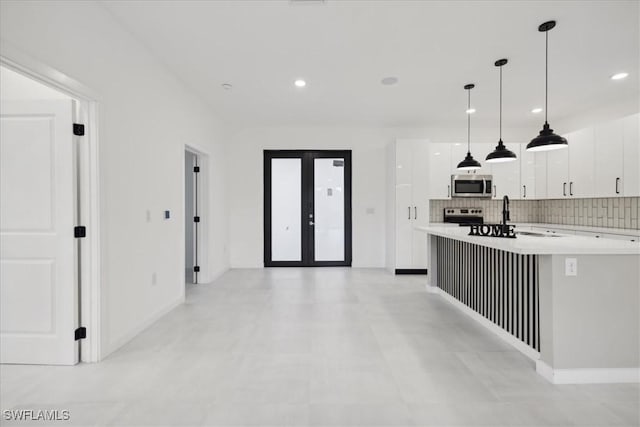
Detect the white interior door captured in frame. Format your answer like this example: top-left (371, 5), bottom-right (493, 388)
top-left (1, 99), bottom-right (79, 365)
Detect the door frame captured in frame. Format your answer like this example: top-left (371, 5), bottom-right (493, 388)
top-left (1, 50), bottom-right (102, 363)
top-left (264, 150), bottom-right (352, 267)
top-left (184, 145), bottom-right (209, 285)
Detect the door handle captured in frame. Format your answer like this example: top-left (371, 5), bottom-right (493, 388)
top-left (523, 185), bottom-right (527, 198)
top-left (447, 185), bottom-right (450, 198)
top-left (563, 182), bottom-right (567, 196)
top-left (569, 181), bottom-right (574, 196)
top-left (408, 207), bottom-right (411, 220)
top-left (493, 185), bottom-right (496, 198)
top-left (616, 177), bottom-right (620, 194)
top-left (414, 206), bottom-right (417, 220)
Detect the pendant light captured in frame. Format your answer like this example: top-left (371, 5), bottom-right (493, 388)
top-left (486, 59), bottom-right (517, 163)
top-left (527, 20), bottom-right (568, 152)
top-left (457, 84), bottom-right (482, 171)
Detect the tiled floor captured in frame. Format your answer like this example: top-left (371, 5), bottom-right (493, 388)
top-left (1, 268), bottom-right (638, 426)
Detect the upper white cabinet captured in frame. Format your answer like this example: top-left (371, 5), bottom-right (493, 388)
top-left (594, 118), bottom-right (624, 197)
top-left (520, 147), bottom-right (537, 199)
top-left (421, 113), bottom-right (639, 202)
top-left (534, 152), bottom-right (548, 199)
top-left (567, 127), bottom-right (595, 198)
top-left (546, 144), bottom-right (569, 198)
top-left (623, 114), bottom-right (640, 197)
top-left (546, 127), bottom-right (595, 198)
top-left (428, 143), bottom-right (453, 198)
top-left (590, 113), bottom-right (639, 198)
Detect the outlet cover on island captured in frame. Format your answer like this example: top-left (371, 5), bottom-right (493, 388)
top-left (565, 258), bottom-right (577, 276)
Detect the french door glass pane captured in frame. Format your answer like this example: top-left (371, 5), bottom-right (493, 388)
top-left (314, 158), bottom-right (345, 261)
top-left (271, 158), bottom-right (301, 261)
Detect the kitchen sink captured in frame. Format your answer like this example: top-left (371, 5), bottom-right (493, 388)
top-left (516, 231), bottom-right (563, 238)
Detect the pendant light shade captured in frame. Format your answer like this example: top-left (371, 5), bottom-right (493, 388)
top-left (457, 84), bottom-right (482, 171)
top-left (527, 20), bottom-right (568, 152)
top-left (486, 58), bottom-right (517, 163)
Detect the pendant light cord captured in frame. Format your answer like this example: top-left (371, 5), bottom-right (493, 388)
top-left (467, 88), bottom-right (471, 153)
top-left (545, 29), bottom-right (549, 124)
top-left (499, 65), bottom-right (503, 140)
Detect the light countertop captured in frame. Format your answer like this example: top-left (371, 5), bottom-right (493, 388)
top-left (417, 224), bottom-right (640, 255)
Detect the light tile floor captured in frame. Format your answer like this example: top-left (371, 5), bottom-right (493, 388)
top-left (1, 268), bottom-right (638, 426)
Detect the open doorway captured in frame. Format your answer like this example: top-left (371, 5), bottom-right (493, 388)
top-left (185, 149), bottom-right (200, 284)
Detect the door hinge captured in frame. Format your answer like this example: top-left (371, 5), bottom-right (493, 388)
top-left (74, 226), bottom-right (86, 238)
top-left (194, 216), bottom-right (200, 223)
top-left (193, 166), bottom-right (200, 173)
top-left (193, 265), bottom-right (200, 272)
top-left (74, 327), bottom-right (87, 340)
top-left (73, 123), bottom-right (85, 136)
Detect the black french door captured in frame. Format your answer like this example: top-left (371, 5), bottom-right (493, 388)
top-left (264, 150), bottom-right (352, 267)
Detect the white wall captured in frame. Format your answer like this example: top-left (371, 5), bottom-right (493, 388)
top-left (0, 1), bottom-right (229, 358)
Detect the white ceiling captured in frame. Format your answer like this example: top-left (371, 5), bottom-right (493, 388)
top-left (102, 0), bottom-right (638, 128)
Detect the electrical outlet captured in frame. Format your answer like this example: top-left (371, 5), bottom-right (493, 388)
top-left (565, 258), bottom-right (577, 276)
top-left (151, 272), bottom-right (157, 286)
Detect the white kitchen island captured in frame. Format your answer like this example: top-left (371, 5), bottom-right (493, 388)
top-left (417, 224), bottom-right (640, 384)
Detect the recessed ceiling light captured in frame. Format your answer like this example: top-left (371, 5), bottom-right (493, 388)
top-left (294, 79), bottom-right (306, 87)
top-left (611, 72), bottom-right (629, 80)
top-left (221, 83), bottom-right (233, 90)
top-left (531, 107), bottom-right (543, 114)
top-left (381, 77), bottom-right (399, 86)
top-left (466, 108), bottom-right (476, 114)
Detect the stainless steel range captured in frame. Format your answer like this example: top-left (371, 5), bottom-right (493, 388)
top-left (443, 207), bottom-right (484, 225)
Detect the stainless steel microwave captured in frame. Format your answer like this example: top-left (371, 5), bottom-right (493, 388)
top-left (451, 175), bottom-right (493, 198)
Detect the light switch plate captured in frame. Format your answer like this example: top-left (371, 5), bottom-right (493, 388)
top-left (565, 258), bottom-right (577, 276)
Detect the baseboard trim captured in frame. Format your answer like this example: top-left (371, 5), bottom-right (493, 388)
top-left (536, 360), bottom-right (640, 384)
top-left (395, 268), bottom-right (428, 275)
top-left (431, 285), bottom-right (540, 361)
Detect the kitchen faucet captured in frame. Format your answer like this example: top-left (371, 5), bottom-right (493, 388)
top-left (502, 195), bottom-right (510, 232)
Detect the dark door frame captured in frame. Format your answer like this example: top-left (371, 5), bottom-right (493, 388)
top-left (264, 150), bottom-right (352, 267)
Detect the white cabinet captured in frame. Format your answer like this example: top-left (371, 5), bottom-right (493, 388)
top-left (594, 118), bottom-right (624, 197)
top-left (428, 143), bottom-right (452, 198)
top-left (546, 144), bottom-right (569, 198)
top-left (388, 139), bottom-right (430, 272)
top-left (520, 147), bottom-right (537, 199)
top-left (545, 127), bottom-right (594, 199)
top-left (593, 113), bottom-right (639, 197)
top-left (534, 152), bottom-right (548, 199)
top-left (567, 128), bottom-right (595, 198)
top-left (623, 114), bottom-right (640, 197)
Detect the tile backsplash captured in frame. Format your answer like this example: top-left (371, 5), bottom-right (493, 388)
top-left (429, 197), bottom-right (640, 230)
